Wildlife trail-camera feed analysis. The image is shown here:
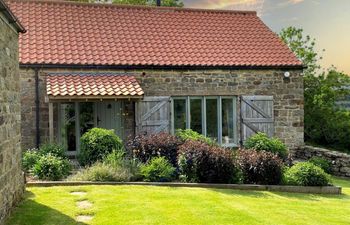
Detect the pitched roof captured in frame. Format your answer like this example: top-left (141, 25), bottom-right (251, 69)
top-left (7, 0), bottom-right (302, 68)
top-left (46, 73), bottom-right (144, 99)
top-left (0, 0), bottom-right (25, 32)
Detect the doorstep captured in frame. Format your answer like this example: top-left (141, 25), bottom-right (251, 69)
top-left (26, 181), bottom-right (342, 195)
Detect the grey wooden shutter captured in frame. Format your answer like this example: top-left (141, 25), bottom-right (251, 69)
top-left (240, 96), bottom-right (274, 143)
top-left (136, 96), bottom-right (171, 135)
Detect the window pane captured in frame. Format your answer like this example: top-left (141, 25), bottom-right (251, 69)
top-left (222, 99), bottom-right (234, 144)
top-left (206, 98), bottom-right (218, 141)
top-left (190, 98), bottom-right (202, 134)
top-left (174, 99), bottom-right (186, 130)
top-left (60, 103), bottom-right (76, 152)
top-left (79, 102), bottom-right (94, 136)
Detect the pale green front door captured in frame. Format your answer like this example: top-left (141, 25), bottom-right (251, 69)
top-left (96, 102), bottom-right (124, 139)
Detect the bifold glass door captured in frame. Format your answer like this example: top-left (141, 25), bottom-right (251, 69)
top-left (172, 96), bottom-right (237, 146)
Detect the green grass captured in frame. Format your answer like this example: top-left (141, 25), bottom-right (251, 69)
top-left (6, 177), bottom-right (350, 225)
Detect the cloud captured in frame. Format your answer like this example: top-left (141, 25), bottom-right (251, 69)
top-left (288, 0), bottom-right (304, 4)
top-left (185, 0), bottom-right (265, 13)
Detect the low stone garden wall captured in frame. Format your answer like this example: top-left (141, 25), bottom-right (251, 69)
top-left (26, 181), bottom-right (342, 195)
top-left (291, 146), bottom-right (350, 177)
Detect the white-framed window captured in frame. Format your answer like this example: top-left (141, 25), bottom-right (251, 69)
top-left (171, 96), bottom-right (238, 147)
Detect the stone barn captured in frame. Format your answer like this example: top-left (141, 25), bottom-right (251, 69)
top-left (7, 0), bottom-right (304, 159)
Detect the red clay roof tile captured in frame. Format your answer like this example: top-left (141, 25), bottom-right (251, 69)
top-left (7, 0), bottom-right (302, 68)
top-left (46, 73), bottom-right (144, 98)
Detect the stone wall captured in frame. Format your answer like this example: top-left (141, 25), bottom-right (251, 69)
top-left (19, 68), bottom-right (304, 150)
top-left (0, 14), bottom-right (24, 224)
top-left (138, 69), bottom-right (304, 149)
top-left (291, 146), bottom-right (350, 177)
top-left (20, 68), bottom-right (48, 149)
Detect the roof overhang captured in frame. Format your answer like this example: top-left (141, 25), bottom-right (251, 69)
top-left (46, 73), bottom-right (144, 101)
top-left (47, 95), bottom-right (143, 102)
top-left (0, 0), bottom-right (25, 33)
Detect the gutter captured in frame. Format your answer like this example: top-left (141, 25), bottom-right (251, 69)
top-left (0, 0), bottom-right (26, 33)
top-left (19, 63), bottom-right (306, 71)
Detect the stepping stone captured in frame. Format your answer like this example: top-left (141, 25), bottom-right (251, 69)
top-left (76, 215), bottom-right (93, 223)
top-left (70, 191), bottom-right (87, 196)
top-left (77, 200), bottom-right (93, 209)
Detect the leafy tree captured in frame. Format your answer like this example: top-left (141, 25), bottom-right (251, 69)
top-left (279, 27), bottom-right (350, 152)
top-left (279, 27), bottom-right (322, 75)
top-left (303, 69), bottom-right (350, 150)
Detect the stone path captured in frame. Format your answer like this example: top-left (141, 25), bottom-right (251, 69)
top-left (70, 191), bottom-right (94, 223)
top-left (70, 191), bottom-right (87, 196)
top-left (76, 215), bottom-right (93, 223)
top-left (77, 200), bottom-right (93, 210)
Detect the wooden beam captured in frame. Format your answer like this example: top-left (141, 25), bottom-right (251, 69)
top-left (49, 102), bottom-right (54, 142)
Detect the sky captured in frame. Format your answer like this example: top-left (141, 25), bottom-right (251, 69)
top-left (183, 0), bottom-right (350, 74)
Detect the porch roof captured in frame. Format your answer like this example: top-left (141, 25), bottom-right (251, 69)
top-left (46, 72), bottom-right (144, 100)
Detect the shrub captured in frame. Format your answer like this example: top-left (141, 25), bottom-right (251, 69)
top-left (244, 132), bottom-right (288, 158)
top-left (308, 156), bottom-right (332, 174)
top-left (33, 154), bottom-right (71, 181)
top-left (283, 162), bottom-right (332, 186)
top-left (78, 128), bottom-right (123, 166)
top-left (39, 143), bottom-right (66, 158)
top-left (70, 163), bottom-right (129, 182)
top-left (103, 149), bottom-right (126, 167)
top-left (237, 149), bottom-right (284, 185)
top-left (178, 140), bottom-right (239, 183)
top-left (127, 133), bottom-right (182, 167)
top-left (140, 157), bottom-right (175, 182)
top-left (176, 129), bottom-right (216, 146)
top-left (70, 150), bottom-right (142, 182)
top-left (104, 149), bottom-right (142, 181)
top-left (22, 149), bottom-right (40, 172)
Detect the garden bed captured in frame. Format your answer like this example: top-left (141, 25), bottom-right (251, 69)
top-left (26, 181), bottom-right (342, 195)
top-left (23, 131), bottom-right (339, 196)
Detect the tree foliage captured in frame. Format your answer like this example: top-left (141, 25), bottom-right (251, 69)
top-left (304, 69), bottom-right (350, 150)
top-left (279, 27), bottom-right (321, 76)
top-left (280, 27), bottom-right (350, 152)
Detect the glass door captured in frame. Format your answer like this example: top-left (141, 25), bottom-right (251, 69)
top-left (59, 103), bottom-right (77, 155)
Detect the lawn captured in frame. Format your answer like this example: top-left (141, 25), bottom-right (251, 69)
top-left (6, 177), bottom-right (350, 225)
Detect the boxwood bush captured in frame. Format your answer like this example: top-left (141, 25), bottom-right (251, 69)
top-left (33, 153), bottom-right (71, 181)
top-left (244, 132), bottom-right (288, 158)
top-left (308, 156), bottom-right (332, 174)
top-left (178, 140), bottom-right (240, 183)
top-left (78, 128), bottom-right (123, 166)
top-left (140, 157), bottom-right (175, 182)
top-left (237, 149), bottom-right (284, 185)
top-left (127, 133), bottom-right (182, 167)
top-left (283, 162), bottom-right (332, 186)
